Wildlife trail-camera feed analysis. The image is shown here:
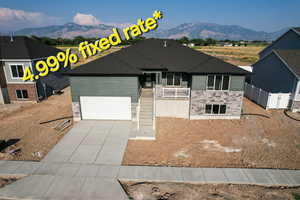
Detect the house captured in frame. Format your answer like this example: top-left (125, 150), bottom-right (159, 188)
top-left (65, 39), bottom-right (249, 125)
top-left (252, 50), bottom-right (300, 112)
top-left (0, 36), bottom-right (70, 104)
top-left (251, 27), bottom-right (300, 112)
top-left (259, 27), bottom-right (300, 59)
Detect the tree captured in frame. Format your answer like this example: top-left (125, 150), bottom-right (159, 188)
top-left (177, 36), bottom-right (189, 44)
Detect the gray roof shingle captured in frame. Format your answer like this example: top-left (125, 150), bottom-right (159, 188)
top-left (0, 36), bottom-right (62, 60)
top-left (66, 39), bottom-right (249, 76)
top-left (275, 49), bottom-right (300, 78)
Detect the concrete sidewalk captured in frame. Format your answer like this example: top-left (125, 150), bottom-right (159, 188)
top-left (1, 161), bottom-right (299, 186)
top-left (0, 120), bottom-right (299, 200)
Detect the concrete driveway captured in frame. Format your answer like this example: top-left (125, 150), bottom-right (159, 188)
top-left (43, 120), bottom-right (132, 165)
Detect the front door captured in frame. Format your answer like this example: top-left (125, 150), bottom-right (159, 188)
top-left (144, 73), bottom-right (153, 88)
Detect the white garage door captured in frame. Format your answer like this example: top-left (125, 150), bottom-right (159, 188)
top-left (80, 96), bottom-right (131, 120)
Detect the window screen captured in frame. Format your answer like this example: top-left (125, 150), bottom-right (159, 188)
top-left (16, 90), bottom-right (22, 99)
top-left (212, 104), bottom-right (220, 114)
top-left (166, 73), bottom-right (173, 85)
top-left (10, 65), bottom-right (24, 78)
top-left (174, 73), bottom-right (181, 85)
top-left (220, 105), bottom-right (226, 114)
top-left (207, 75), bottom-right (214, 90)
top-left (205, 104), bottom-right (212, 114)
top-left (222, 76), bottom-right (230, 90)
top-left (215, 75), bottom-right (222, 90)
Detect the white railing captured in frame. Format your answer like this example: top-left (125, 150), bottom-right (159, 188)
top-left (162, 87), bottom-right (190, 98)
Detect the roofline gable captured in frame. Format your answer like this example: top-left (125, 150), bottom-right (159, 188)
top-left (273, 50), bottom-right (300, 80)
top-left (258, 29), bottom-right (298, 58)
top-left (291, 27), bottom-right (300, 36)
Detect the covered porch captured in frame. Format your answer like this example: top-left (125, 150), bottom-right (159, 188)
top-left (140, 71), bottom-right (191, 98)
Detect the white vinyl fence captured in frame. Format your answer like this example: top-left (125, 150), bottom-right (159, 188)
top-left (244, 83), bottom-right (291, 109)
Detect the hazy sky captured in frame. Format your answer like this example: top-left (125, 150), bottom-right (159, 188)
top-left (0, 0), bottom-right (299, 32)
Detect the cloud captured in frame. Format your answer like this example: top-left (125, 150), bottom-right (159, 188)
top-left (73, 13), bottom-right (101, 26)
top-left (0, 7), bottom-right (59, 31)
top-left (73, 13), bottom-right (132, 28)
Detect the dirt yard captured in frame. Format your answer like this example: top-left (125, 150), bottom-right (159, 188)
top-left (0, 87), bottom-right (73, 161)
top-left (123, 98), bottom-right (300, 169)
top-left (195, 46), bottom-right (265, 66)
top-left (122, 181), bottom-right (300, 200)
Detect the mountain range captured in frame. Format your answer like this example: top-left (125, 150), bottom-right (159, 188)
top-left (12, 22), bottom-right (289, 41)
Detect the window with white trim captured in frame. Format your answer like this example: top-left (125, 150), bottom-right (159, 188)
top-left (205, 104), bottom-right (226, 114)
top-left (10, 65), bottom-right (24, 78)
top-left (207, 75), bottom-right (230, 90)
top-left (16, 89), bottom-right (28, 99)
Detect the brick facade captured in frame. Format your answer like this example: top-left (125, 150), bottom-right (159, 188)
top-left (7, 83), bottom-right (38, 103)
top-left (190, 90), bottom-right (243, 118)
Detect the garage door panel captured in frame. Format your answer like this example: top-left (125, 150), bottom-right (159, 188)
top-left (80, 96), bottom-right (131, 120)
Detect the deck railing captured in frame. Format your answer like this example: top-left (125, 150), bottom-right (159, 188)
top-left (162, 87), bottom-right (190, 98)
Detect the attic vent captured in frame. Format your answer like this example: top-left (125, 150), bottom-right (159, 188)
top-left (163, 41), bottom-right (167, 47)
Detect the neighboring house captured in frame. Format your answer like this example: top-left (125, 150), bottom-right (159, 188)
top-left (252, 50), bottom-right (300, 112)
top-left (251, 27), bottom-right (300, 112)
top-left (65, 39), bottom-right (248, 124)
top-left (259, 27), bottom-right (300, 59)
top-left (0, 36), bottom-right (70, 103)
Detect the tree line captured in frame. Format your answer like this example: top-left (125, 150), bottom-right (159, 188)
top-left (29, 35), bottom-right (268, 47)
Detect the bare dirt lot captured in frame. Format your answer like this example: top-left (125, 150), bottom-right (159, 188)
top-left (123, 98), bottom-right (300, 169)
top-left (122, 181), bottom-right (300, 200)
top-left (0, 87), bottom-right (73, 161)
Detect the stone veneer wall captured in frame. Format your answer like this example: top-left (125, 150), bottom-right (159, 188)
top-left (190, 90), bottom-right (243, 118)
top-left (291, 101), bottom-right (300, 112)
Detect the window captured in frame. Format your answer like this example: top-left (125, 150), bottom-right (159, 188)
top-left (205, 104), bottom-right (212, 114)
top-left (206, 75), bottom-right (230, 90)
top-left (16, 90), bottom-right (28, 99)
top-left (220, 105), bottom-right (227, 114)
top-left (10, 65), bottom-right (24, 78)
top-left (222, 76), bottom-right (230, 90)
top-left (207, 75), bottom-right (214, 90)
top-left (156, 73), bottom-right (161, 84)
top-left (165, 72), bottom-right (182, 86)
top-left (215, 75), bottom-right (222, 90)
top-left (174, 72), bottom-right (181, 85)
top-left (205, 104), bottom-right (226, 114)
top-left (166, 72), bottom-right (173, 85)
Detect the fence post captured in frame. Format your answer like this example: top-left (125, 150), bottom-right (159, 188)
top-left (258, 88), bottom-right (262, 104)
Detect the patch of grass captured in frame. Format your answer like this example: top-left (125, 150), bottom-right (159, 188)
top-left (293, 193), bottom-right (300, 200)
